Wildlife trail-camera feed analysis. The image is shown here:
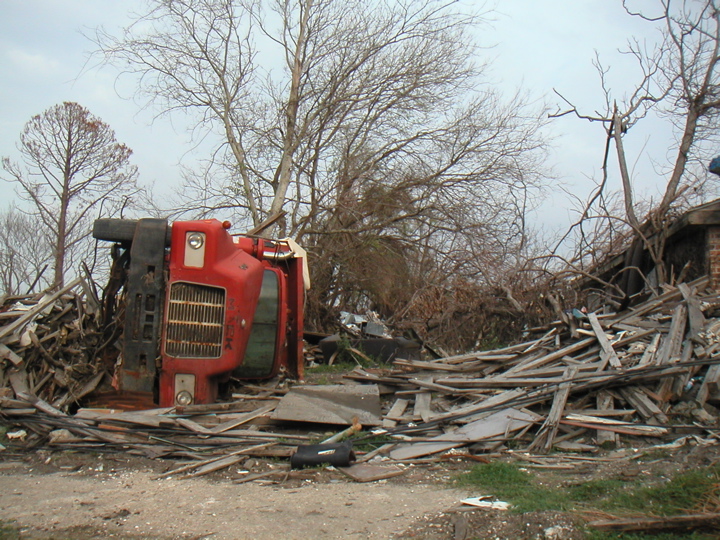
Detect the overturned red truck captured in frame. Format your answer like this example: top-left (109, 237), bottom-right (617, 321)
top-left (93, 218), bottom-right (308, 407)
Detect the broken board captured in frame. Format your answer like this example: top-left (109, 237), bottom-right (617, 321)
top-left (338, 463), bottom-right (405, 482)
top-left (389, 407), bottom-right (539, 460)
top-left (272, 384), bottom-right (382, 426)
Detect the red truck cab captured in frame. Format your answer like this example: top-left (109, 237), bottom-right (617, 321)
top-left (93, 218), bottom-right (306, 407)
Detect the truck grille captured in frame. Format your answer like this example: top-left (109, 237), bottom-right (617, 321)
top-left (165, 282), bottom-right (225, 358)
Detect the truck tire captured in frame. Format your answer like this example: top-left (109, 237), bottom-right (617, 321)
top-left (93, 219), bottom-right (138, 243)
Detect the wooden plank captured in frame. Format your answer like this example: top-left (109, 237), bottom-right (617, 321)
top-left (696, 363), bottom-right (720, 405)
top-left (413, 376), bottom-right (433, 423)
top-left (8, 369), bottom-right (30, 397)
top-left (678, 283), bottom-right (706, 340)
top-left (0, 278), bottom-right (82, 343)
top-left (389, 408), bottom-right (540, 460)
top-left (596, 391), bottom-right (618, 446)
top-left (176, 418), bottom-right (216, 435)
top-left (657, 305), bottom-right (687, 365)
top-left (382, 398), bottom-right (409, 428)
top-left (587, 313), bottom-right (622, 369)
top-left (637, 333), bottom-right (661, 367)
top-left (209, 403), bottom-right (277, 434)
top-left (562, 413), bottom-right (668, 437)
top-left (153, 442), bottom-right (277, 479)
top-left (611, 283), bottom-right (689, 325)
top-left (619, 387), bottom-right (669, 424)
top-left (184, 455), bottom-right (245, 478)
top-left (394, 358), bottom-right (476, 372)
top-left (338, 463), bottom-right (405, 482)
top-left (0, 344), bottom-right (22, 366)
top-left (530, 366), bottom-right (578, 453)
top-left (18, 392), bottom-right (140, 445)
top-left (503, 338), bottom-right (595, 376)
top-left (588, 513), bottom-right (720, 533)
top-left (432, 388), bottom-right (527, 424)
top-left (272, 384), bottom-right (382, 426)
top-left (413, 392), bottom-right (432, 423)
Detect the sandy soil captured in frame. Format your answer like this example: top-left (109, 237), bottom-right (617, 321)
top-left (0, 459), bottom-right (466, 539)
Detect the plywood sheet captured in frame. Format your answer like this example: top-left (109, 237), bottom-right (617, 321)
top-left (272, 384), bottom-right (382, 426)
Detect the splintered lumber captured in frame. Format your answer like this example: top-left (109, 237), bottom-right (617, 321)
top-left (657, 305), bottom-right (687, 365)
top-left (382, 398), bottom-right (409, 428)
top-left (154, 442), bottom-right (277, 479)
top-left (389, 408), bottom-right (540, 460)
top-left (504, 338), bottom-right (595, 375)
top-left (18, 392), bottom-right (140, 445)
top-left (0, 278), bottom-right (82, 343)
top-left (679, 283), bottom-right (706, 339)
top-left (184, 454), bottom-right (246, 478)
top-left (272, 384), bottom-right (382, 426)
top-left (596, 391), bottom-right (619, 446)
top-left (561, 414), bottom-right (668, 437)
top-left (338, 463), bottom-right (405, 482)
top-left (0, 344), bottom-right (22, 366)
top-left (413, 377), bottom-right (433, 423)
top-left (209, 403), bottom-right (277, 434)
top-left (587, 313), bottom-right (621, 369)
top-left (589, 513), bottom-right (720, 532)
top-left (697, 362), bottom-right (720, 405)
top-left (530, 366), bottom-right (578, 453)
top-left (618, 387), bottom-right (669, 425)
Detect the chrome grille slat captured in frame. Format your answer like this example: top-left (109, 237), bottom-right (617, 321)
top-left (165, 282), bottom-right (225, 358)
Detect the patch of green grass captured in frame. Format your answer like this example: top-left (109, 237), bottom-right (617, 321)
top-left (608, 465), bottom-right (720, 516)
top-left (454, 461), bottom-right (720, 518)
top-left (455, 461), bottom-right (574, 512)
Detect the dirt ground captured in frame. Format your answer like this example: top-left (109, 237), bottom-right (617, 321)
top-left (2, 441), bottom-right (718, 540)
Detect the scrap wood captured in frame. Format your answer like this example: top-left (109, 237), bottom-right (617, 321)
top-left (153, 441), bottom-right (278, 479)
top-left (234, 469), bottom-right (290, 484)
top-left (209, 403), bottom-right (277, 434)
top-left (0, 344), bottom-right (22, 366)
top-left (272, 384), bottom-right (382, 426)
top-left (338, 463), bottom-right (405, 482)
top-left (587, 313), bottom-right (622, 369)
top-left (596, 391), bottom-right (619, 446)
top-left (618, 387), bottom-right (669, 424)
top-left (679, 283), bottom-right (706, 339)
top-left (530, 365), bottom-right (578, 453)
top-left (388, 407), bottom-right (540, 460)
top-left (588, 513), bottom-right (720, 532)
top-left (382, 398), bottom-right (409, 428)
top-left (561, 414), bottom-right (668, 437)
top-left (0, 277), bottom-right (83, 344)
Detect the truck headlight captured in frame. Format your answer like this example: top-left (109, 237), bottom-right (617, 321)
top-left (176, 390), bottom-right (193, 406)
top-left (184, 232), bottom-right (206, 268)
top-left (187, 232), bottom-right (205, 249)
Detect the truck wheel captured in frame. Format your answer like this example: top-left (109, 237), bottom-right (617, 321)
top-left (93, 219), bottom-right (138, 243)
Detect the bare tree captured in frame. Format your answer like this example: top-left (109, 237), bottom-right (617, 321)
top-left (0, 209), bottom-right (52, 295)
top-left (2, 102), bottom-right (141, 289)
top-left (96, 0), bottom-right (550, 335)
top-left (551, 0), bottom-right (720, 294)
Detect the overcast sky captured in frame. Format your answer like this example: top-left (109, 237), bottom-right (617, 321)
top-left (0, 0), bottom-right (687, 233)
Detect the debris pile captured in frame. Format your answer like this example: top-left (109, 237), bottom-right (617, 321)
top-left (350, 276), bottom-right (720, 459)
top-left (0, 278), bottom-right (111, 412)
top-left (1, 276), bottom-right (720, 479)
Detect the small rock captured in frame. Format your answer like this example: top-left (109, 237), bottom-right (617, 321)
top-left (544, 525), bottom-right (572, 540)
